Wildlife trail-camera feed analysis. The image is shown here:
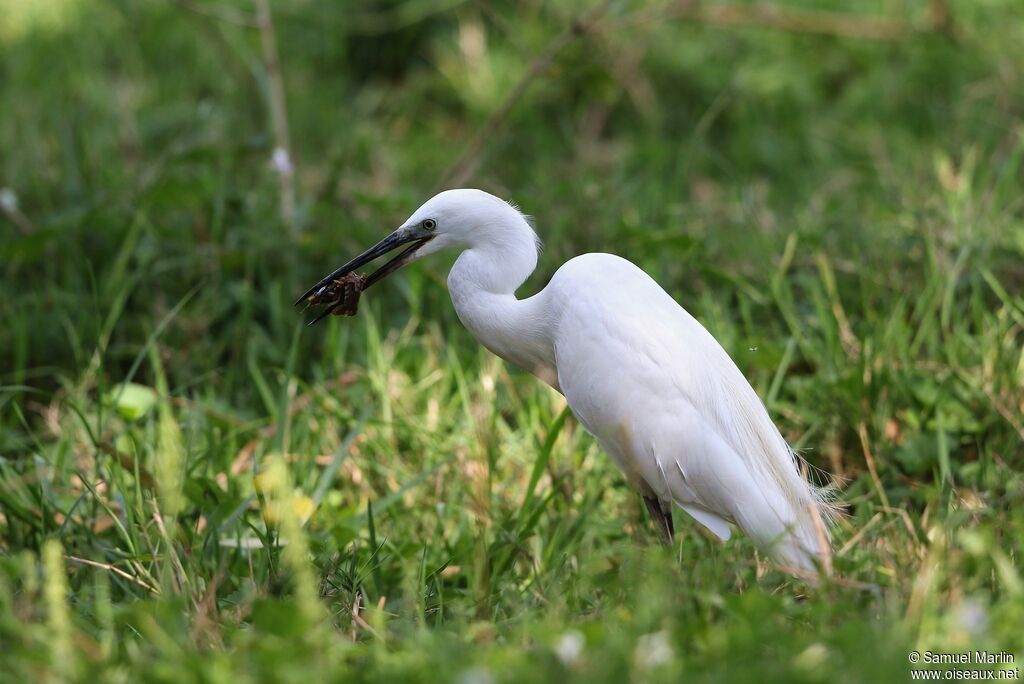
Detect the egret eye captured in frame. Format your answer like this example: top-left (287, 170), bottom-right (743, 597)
top-left (422, 218), bottom-right (437, 231)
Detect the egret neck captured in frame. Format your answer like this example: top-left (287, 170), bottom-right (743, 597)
top-left (446, 216), bottom-right (559, 389)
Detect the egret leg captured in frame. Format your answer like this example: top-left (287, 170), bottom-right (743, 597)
top-left (643, 496), bottom-right (675, 546)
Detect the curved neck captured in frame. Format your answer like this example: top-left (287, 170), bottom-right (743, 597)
top-left (446, 225), bottom-right (558, 388)
top-left (454, 218), bottom-right (539, 295)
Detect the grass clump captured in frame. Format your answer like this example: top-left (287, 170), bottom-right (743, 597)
top-left (1, 0), bottom-right (1023, 681)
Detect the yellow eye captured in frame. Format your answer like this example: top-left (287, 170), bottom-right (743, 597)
top-left (422, 218), bottom-right (437, 230)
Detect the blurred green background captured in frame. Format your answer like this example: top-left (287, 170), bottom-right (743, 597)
top-left (1, 0), bottom-right (1023, 682)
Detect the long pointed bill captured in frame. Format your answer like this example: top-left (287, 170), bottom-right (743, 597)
top-left (295, 227), bottom-right (432, 323)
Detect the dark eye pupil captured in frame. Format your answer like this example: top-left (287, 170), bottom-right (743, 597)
top-left (424, 219), bottom-right (435, 229)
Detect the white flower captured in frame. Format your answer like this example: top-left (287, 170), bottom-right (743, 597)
top-left (954, 598), bottom-right (988, 636)
top-left (634, 630), bottom-right (673, 669)
top-left (554, 630), bottom-right (585, 666)
top-left (271, 147), bottom-right (293, 177)
top-left (0, 188), bottom-right (17, 212)
top-left (456, 667), bottom-right (494, 684)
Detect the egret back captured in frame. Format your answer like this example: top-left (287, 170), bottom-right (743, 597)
top-left (544, 253), bottom-right (834, 574)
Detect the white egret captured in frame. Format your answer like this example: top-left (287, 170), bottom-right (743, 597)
top-left (298, 189), bottom-right (835, 576)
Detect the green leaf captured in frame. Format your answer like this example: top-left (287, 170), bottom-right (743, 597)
top-left (107, 383), bottom-right (157, 421)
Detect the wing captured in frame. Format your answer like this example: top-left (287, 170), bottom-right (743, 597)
top-left (547, 253), bottom-right (830, 570)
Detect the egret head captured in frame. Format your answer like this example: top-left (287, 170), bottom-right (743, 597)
top-left (401, 188), bottom-right (535, 257)
top-left (296, 189), bottom-right (536, 318)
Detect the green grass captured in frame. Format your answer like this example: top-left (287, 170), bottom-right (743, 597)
top-left (2, 0), bottom-right (1023, 681)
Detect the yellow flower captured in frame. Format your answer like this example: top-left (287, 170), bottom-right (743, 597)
top-left (262, 492), bottom-right (316, 525)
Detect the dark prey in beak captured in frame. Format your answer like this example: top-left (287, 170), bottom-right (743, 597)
top-left (296, 228), bottom-right (432, 325)
top-left (308, 272), bottom-right (366, 321)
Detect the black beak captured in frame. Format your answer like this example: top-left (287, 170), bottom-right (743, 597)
top-left (295, 227), bottom-right (432, 320)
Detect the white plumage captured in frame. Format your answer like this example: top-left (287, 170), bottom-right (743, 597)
top-left (303, 188), bottom-right (835, 576)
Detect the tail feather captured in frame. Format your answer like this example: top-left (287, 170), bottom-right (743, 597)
top-left (738, 448), bottom-right (836, 576)
top-left (700, 356), bottom-right (840, 577)
top-left (756, 499), bottom-right (833, 576)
